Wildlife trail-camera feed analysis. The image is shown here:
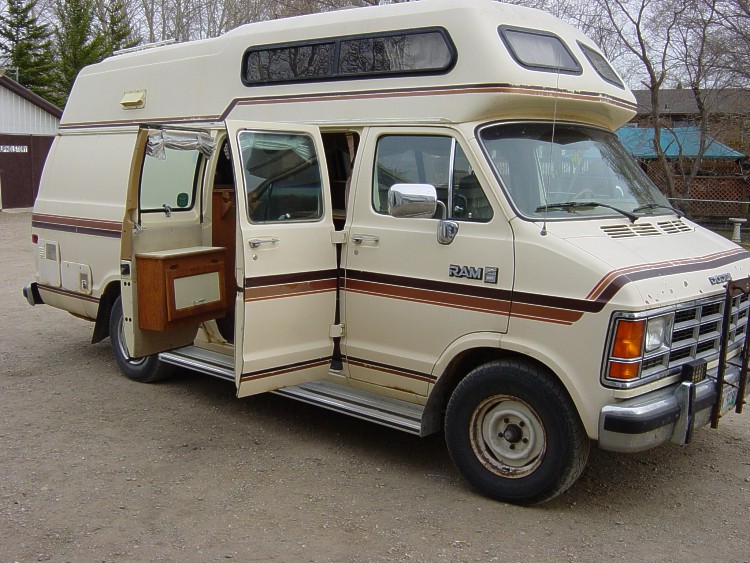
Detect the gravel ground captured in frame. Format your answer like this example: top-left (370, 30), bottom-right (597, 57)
top-left (2, 209), bottom-right (750, 562)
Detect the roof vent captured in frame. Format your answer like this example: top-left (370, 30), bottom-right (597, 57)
top-left (120, 89), bottom-right (146, 110)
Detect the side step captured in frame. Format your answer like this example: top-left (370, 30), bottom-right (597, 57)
top-left (157, 346), bottom-right (425, 435)
top-left (275, 380), bottom-right (424, 435)
top-left (159, 346), bottom-right (234, 382)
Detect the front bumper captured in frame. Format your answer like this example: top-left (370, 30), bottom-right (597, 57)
top-left (598, 361), bottom-right (749, 452)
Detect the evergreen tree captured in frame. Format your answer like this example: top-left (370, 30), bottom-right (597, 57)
top-left (53, 0), bottom-right (106, 106)
top-left (100, 0), bottom-right (139, 55)
top-left (0, 0), bottom-right (58, 101)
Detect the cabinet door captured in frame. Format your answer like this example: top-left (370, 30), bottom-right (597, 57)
top-left (226, 121), bottom-right (338, 397)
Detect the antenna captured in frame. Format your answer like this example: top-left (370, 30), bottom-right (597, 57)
top-left (541, 60), bottom-right (562, 237)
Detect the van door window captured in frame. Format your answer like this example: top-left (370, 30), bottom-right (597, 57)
top-left (373, 135), bottom-right (492, 221)
top-left (237, 131), bottom-right (323, 223)
top-left (140, 146), bottom-right (202, 212)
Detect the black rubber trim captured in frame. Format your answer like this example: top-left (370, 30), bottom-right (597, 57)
top-left (602, 405), bottom-right (680, 435)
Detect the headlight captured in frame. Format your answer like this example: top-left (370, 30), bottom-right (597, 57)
top-left (645, 315), bottom-right (672, 352)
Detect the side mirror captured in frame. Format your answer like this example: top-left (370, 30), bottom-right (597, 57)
top-left (387, 183), bottom-right (459, 245)
top-left (387, 183), bottom-right (437, 218)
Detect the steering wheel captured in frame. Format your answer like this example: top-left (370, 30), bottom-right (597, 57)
top-left (573, 188), bottom-right (595, 200)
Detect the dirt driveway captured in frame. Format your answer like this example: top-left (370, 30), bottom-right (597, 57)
top-left (1, 210), bottom-right (749, 562)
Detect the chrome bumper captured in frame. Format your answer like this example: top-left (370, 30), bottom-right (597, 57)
top-left (598, 362), bottom-right (749, 453)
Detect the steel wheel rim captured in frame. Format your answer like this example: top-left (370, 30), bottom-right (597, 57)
top-left (469, 395), bottom-right (546, 478)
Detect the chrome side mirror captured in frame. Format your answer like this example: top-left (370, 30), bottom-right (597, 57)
top-left (387, 183), bottom-right (459, 245)
top-left (388, 183), bottom-right (437, 218)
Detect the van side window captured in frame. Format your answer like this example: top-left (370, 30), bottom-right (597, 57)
top-left (237, 131), bottom-right (323, 223)
top-left (373, 135), bottom-right (492, 221)
top-left (242, 27), bottom-right (455, 86)
top-left (140, 147), bottom-right (201, 211)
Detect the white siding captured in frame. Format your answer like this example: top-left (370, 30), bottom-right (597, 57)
top-left (0, 86), bottom-right (59, 135)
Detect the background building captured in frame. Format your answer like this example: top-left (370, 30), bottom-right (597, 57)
top-left (0, 75), bottom-right (61, 209)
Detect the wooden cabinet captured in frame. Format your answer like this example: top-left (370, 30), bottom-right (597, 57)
top-left (136, 246), bottom-right (227, 331)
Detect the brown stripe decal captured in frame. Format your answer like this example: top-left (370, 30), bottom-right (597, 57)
top-left (345, 278), bottom-right (511, 316)
top-left (244, 269), bottom-right (338, 302)
top-left (345, 249), bottom-right (750, 325)
top-left (509, 302), bottom-right (583, 325)
top-left (32, 213), bottom-right (122, 239)
top-left (586, 249), bottom-right (750, 303)
top-left (346, 356), bottom-right (436, 383)
top-left (241, 357), bottom-right (330, 382)
top-left (38, 284), bottom-right (100, 303)
top-left (59, 83), bottom-right (636, 129)
top-left (344, 271), bottom-right (584, 325)
top-left (233, 84), bottom-right (637, 113)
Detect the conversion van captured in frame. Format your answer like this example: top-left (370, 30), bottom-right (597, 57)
top-left (24, 0), bottom-right (750, 504)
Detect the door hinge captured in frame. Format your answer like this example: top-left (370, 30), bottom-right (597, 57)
top-left (329, 324), bottom-right (345, 338)
top-left (330, 231), bottom-right (347, 245)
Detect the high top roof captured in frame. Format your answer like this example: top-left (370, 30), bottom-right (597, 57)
top-left (61, 0), bottom-right (636, 130)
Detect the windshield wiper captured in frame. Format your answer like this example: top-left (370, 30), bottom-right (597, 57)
top-left (631, 203), bottom-right (684, 218)
top-left (536, 201), bottom-right (638, 223)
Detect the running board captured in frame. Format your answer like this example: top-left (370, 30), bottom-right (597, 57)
top-left (274, 380), bottom-right (424, 435)
top-left (157, 347), bottom-right (425, 435)
top-left (159, 346), bottom-right (234, 382)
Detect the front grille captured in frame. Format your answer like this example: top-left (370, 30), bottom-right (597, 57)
top-left (642, 293), bottom-right (750, 379)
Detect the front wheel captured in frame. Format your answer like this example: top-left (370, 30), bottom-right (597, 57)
top-left (445, 360), bottom-right (589, 504)
top-left (109, 296), bottom-right (173, 383)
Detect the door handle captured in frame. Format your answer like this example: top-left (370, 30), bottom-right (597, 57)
top-left (249, 237), bottom-right (279, 249)
top-left (352, 235), bottom-right (380, 245)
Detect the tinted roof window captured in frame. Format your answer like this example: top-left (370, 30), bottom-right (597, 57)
top-left (243, 28), bottom-right (455, 85)
top-left (578, 42), bottom-right (624, 88)
top-left (245, 42), bottom-right (335, 84)
top-left (499, 26), bottom-right (581, 74)
top-left (339, 31), bottom-right (452, 75)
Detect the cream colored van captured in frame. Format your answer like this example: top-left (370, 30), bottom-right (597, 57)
top-left (24, 0), bottom-right (750, 504)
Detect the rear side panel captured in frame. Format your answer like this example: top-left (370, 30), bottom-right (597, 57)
top-left (32, 130), bottom-right (138, 319)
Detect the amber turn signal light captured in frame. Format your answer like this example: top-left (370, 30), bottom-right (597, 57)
top-left (612, 319), bottom-right (645, 359)
top-left (608, 361), bottom-right (641, 380)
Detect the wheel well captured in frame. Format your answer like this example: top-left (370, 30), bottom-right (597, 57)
top-left (422, 348), bottom-right (565, 436)
top-left (91, 282), bottom-right (121, 344)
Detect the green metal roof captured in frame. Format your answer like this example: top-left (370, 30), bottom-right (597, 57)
top-left (616, 126), bottom-right (745, 159)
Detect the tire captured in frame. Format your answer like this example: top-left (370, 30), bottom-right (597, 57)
top-left (445, 360), bottom-right (590, 505)
top-left (109, 296), bottom-right (173, 383)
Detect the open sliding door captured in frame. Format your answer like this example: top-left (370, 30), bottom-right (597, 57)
top-left (226, 121), bottom-right (338, 397)
top-left (121, 127), bottom-right (224, 358)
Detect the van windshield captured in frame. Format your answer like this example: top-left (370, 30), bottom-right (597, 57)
top-left (479, 123), bottom-right (672, 220)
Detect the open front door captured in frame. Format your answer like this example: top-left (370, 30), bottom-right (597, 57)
top-left (226, 121), bottom-right (338, 397)
top-left (122, 127), bottom-right (222, 358)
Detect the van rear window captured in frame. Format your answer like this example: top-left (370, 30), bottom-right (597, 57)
top-left (242, 28), bottom-right (455, 85)
top-left (499, 26), bottom-right (581, 75)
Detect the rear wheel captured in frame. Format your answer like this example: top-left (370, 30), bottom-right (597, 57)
top-left (445, 360), bottom-right (589, 504)
top-left (109, 296), bottom-right (173, 383)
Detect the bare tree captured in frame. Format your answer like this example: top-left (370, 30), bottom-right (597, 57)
top-left (714, 0), bottom-right (750, 84)
top-left (583, 0), bottom-right (687, 201)
top-left (670, 0), bottom-right (723, 205)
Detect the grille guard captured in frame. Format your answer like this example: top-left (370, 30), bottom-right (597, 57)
top-left (712, 276), bottom-right (750, 427)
